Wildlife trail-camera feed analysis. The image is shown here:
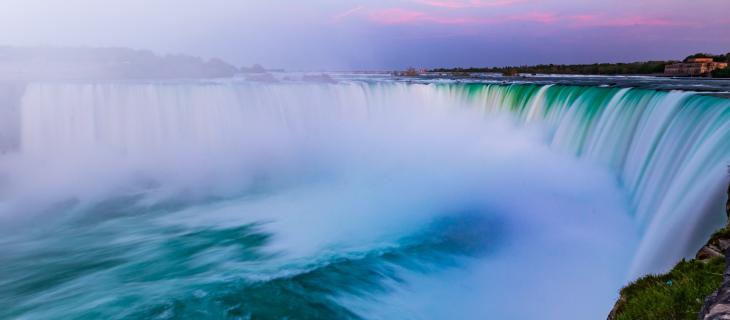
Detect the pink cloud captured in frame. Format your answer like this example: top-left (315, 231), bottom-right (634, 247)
top-left (357, 6), bottom-right (678, 29)
top-left (368, 8), bottom-right (484, 25)
top-left (368, 8), bottom-right (557, 26)
top-left (413, 0), bottom-right (524, 9)
top-left (513, 12), bottom-right (558, 24)
top-left (368, 8), bottom-right (482, 25)
top-left (332, 1), bottom-right (701, 32)
top-left (332, 6), bottom-right (365, 23)
top-left (368, 8), bottom-right (428, 24)
top-left (570, 14), bottom-right (681, 27)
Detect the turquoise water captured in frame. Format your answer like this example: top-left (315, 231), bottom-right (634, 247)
top-left (0, 81), bottom-right (728, 319)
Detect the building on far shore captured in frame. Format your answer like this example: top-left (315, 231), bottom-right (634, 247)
top-left (664, 57), bottom-right (728, 77)
top-left (395, 67), bottom-right (428, 77)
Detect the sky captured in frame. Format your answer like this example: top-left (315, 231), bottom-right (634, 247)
top-left (1, 0), bottom-right (729, 70)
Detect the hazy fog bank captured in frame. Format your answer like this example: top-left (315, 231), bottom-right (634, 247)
top-left (0, 46), bottom-right (238, 81)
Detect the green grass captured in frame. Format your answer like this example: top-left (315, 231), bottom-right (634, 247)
top-left (612, 257), bottom-right (725, 320)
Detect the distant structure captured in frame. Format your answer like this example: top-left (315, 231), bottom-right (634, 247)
top-left (664, 57), bottom-right (728, 77)
top-left (502, 69), bottom-right (519, 77)
top-left (396, 67), bottom-right (427, 77)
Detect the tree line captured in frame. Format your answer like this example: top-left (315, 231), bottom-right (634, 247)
top-left (430, 53), bottom-right (730, 77)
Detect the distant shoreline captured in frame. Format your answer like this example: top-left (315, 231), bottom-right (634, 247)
top-left (417, 71), bottom-right (727, 79)
top-left (426, 54), bottom-right (729, 79)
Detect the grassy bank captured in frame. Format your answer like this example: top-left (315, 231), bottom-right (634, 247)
top-left (611, 257), bottom-right (724, 320)
top-left (610, 227), bottom-right (730, 319)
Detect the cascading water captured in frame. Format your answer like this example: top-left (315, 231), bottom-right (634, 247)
top-left (0, 80), bottom-right (728, 319)
top-left (461, 83), bottom-right (730, 275)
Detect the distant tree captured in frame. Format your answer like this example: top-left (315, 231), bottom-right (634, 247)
top-left (685, 53), bottom-right (714, 62)
top-left (431, 60), bottom-right (674, 76)
top-left (712, 68), bottom-right (730, 78)
top-left (714, 54), bottom-right (729, 63)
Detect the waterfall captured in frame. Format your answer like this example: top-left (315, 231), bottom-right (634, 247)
top-left (0, 82), bottom-right (24, 153)
top-left (1, 79), bottom-right (729, 318)
top-left (9, 80), bottom-right (728, 275)
top-left (461, 83), bottom-right (730, 275)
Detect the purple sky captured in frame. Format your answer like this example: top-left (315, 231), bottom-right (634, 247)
top-left (1, 0), bottom-right (729, 69)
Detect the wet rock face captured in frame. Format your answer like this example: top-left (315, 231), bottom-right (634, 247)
top-left (698, 182), bottom-right (730, 320)
top-left (697, 253), bottom-right (730, 320)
